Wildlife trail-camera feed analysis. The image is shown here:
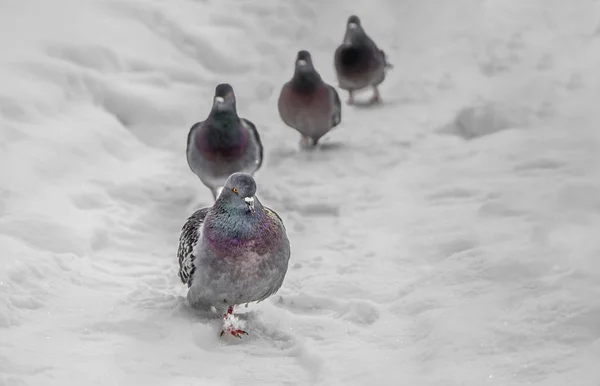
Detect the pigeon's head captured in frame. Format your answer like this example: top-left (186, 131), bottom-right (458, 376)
top-left (292, 50), bottom-right (322, 87)
top-left (296, 50), bottom-right (313, 67)
top-left (212, 83), bottom-right (237, 113)
top-left (220, 172), bottom-right (258, 215)
top-left (294, 50), bottom-right (315, 72)
top-left (347, 15), bottom-right (361, 29)
top-left (343, 15), bottom-right (366, 45)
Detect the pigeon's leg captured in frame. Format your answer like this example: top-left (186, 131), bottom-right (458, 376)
top-left (371, 86), bottom-right (382, 103)
top-left (220, 306), bottom-right (248, 338)
top-left (299, 135), bottom-right (317, 149)
top-left (347, 90), bottom-right (355, 105)
top-left (300, 135), bottom-right (311, 147)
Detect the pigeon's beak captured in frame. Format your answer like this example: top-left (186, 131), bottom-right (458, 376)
top-left (213, 96), bottom-right (225, 110)
top-left (244, 196), bottom-right (255, 214)
top-left (297, 59), bottom-right (308, 67)
top-left (348, 22), bottom-right (358, 30)
top-left (213, 95), bottom-right (235, 112)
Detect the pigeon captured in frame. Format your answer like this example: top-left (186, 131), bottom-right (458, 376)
top-left (334, 15), bottom-right (392, 105)
top-left (278, 50), bottom-right (342, 147)
top-left (187, 83), bottom-right (263, 200)
top-left (176, 172), bottom-right (291, 338)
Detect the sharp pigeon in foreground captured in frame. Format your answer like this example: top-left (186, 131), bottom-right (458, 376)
top-left (187, 83), bottom-right (263, 200)
top-left (334, 15), bottom-right (392, 105)
top-left (177, 172), bottom-right (291, 338)
top-left (278, 50), bottom-right (342, 147)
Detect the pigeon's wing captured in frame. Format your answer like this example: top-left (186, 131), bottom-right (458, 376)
top-left (333, 45), bottom-right (345, 74)
top-left (241, 118), bottom-right (264, 170)
top-left (177, 207), bottom-right (210, 287)
top-left (253, 268), bottom-right (287, 303)
top-left (278, 82), bottom-right (306, 129)
top-left (264, 206), bottom-right (286, 231)
top-left (186, 121), bottom-right (203, 171)
top-left (186, 122), bottom-right (202, 153)
top-left (361, 32), bottom-right (391, 68)
top-left (380, 49), bottom-right (393, 69)
top-left (329, 85), bottom-right (342, 128)
top-left (253, 206), bottom-right (290, 303)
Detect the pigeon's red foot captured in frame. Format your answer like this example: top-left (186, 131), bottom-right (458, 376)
top-left (299, 136), bottom-right (316, 149)
top-left (220, 306), bottom-right (248, 339)
top-left (347, 91), bottom-right (355, 105)
top-left (220, 326), bottom-right (248, 338)
top-left (300, 136), bottom-right (310, 147)
top-left (371, 87), bottom-right (382, 104)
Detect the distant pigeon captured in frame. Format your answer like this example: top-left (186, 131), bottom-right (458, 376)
top-left (334, 15), bottom-right (392, 105)
top-left (177, 172), bottom-right (291, 338)
top-left (278, 50), bottom-right (342, 147)
top-left (187, 84), bottom-right (263, 200)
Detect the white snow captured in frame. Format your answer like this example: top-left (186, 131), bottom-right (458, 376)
top-left (1, 0), bottom-right (599, 385)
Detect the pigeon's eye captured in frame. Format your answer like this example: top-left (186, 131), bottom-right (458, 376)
top-left (232, 187), bottom-right (238, 194)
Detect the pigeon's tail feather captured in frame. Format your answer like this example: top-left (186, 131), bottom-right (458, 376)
top-left (381, 50), bottom-right (393, 69)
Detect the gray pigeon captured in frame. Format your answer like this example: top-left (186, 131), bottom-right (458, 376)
top-left (278, 50), bottom-right (342, 147)
top-left (187, 84), bottom-right (263, 200)
top-left (177, 172), bottom-right (291, 338)
top-left (334, 15), bottom-right (392, 105)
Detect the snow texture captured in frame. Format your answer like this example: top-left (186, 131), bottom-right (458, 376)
top-left (1, 0), bottom-right (600, 385)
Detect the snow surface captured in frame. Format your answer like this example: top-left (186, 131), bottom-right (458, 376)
top-left (1, 0), bottom-right (600, 385)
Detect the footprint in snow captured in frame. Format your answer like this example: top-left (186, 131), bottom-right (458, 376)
top-left (184, 308), bottom-right (296, 348)
top-left (425, 186), bottom-right (483, 204)
top-left (274, 295), bottom-right (380, 326)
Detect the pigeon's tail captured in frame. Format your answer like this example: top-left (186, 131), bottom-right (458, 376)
top-left (381, 50), bottom-right (393, 69)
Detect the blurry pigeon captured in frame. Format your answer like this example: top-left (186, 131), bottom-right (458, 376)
top-left (278, 50), bottom-right (342, 147)
top-left (334, 15), bottom-right (392, 105)
top-left (177, 172), bottom-right (291, 338)
top-left (187, 84), bottom-right (263, 200)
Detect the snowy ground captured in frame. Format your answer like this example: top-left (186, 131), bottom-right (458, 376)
top-left (1, 0), bottom-right (600, 385)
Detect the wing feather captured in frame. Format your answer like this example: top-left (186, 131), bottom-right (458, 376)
top-left (177, 208), bottom-right (210, 287)
top-left (329, 85), bottom-right (342, 127)
top-left (241, 119), bottom-right (264, 170)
